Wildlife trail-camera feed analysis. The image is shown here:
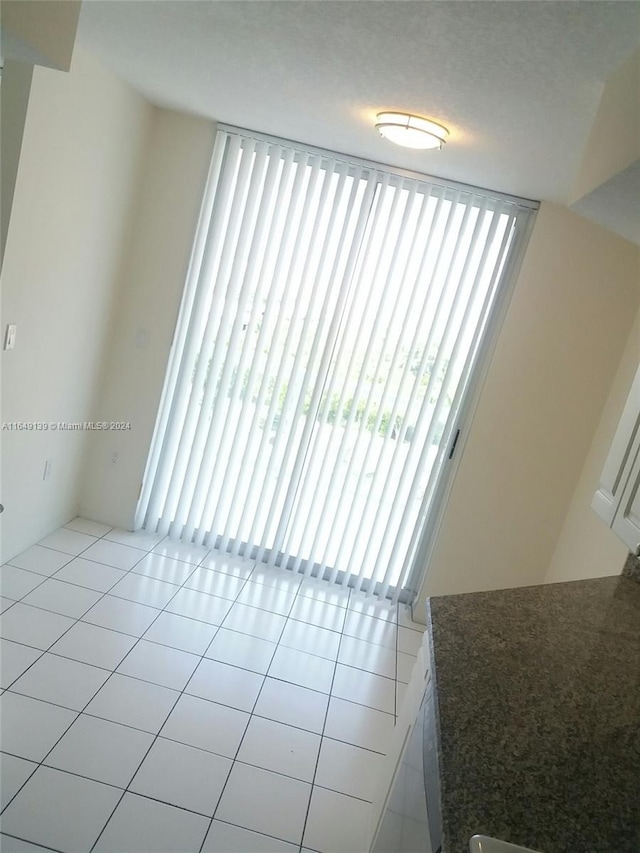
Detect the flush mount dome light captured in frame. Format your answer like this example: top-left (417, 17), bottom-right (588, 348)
top-left (375, 112), bottom-right (449, 150)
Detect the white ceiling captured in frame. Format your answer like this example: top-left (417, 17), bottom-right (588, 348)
top-left (76, 1), bottom-right (640, 203)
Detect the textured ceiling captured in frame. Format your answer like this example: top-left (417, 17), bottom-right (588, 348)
top-left (77, 1), bottom-right (640, 203)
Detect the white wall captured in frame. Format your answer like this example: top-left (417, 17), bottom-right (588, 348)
top-left (0, 48), bottom-right (152, 561)
top-left (545, 311), bottom-right (640, 583)
top-left (79, 110), bottom-right (215, 529)
top-left (415, 203), bottom-right (639, 606)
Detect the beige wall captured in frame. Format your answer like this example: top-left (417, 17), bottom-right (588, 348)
top-left (1, 0), bottom-right (81, 71)
top-left (415, 203), bottom-right (639, 610)
top-left (79, 110), bottom-right (215, 528)
top-left (572, 48), bottom-right (640, 204)
top-left (1, 59), bottom-right (34, 263)
top-left (0, 48), bottom-right (152, 561)
top-left (545, 310), bottom-right (640, 583)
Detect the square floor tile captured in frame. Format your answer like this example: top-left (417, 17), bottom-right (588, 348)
top-left (279, 620), bottom-right (341, 661)
top-left (186, 658), bottom-right (263, 712)
top-left (53, 558), bottom-right (127, 592)
top-left (1, 754), bottom-right (38, 809)
top-left (0, 640), bottom-right (41, 688)
top-left (82, 539), bottom-right (146, 571)
top-left (85, 673), bottom-right (179, 733)
top-left (248, 564), bottom-right (303, 592)
top-left (11, 653), bottom-right (109, 711)
top-left (0, 604), bottom-right (74, 650)
top-left (152, 539), bottom-right (209, 565)
top-left (109, 573), bottom-right (179, 608)
top-left (49, 621), bottom-right (137, 670)
top-left (21, 578), bottom-right (102, 618)
top-left (235, 581), bottom-right (296, 616)
top-left (116, 640), bottom-right (200, 690)
top-left (342, 610), bottom-right (396, 648)
top-left (215, 763), bottom-right (311, 845)
top-left (254, 678), bottom-right (328, 735)
top-left (297, 577), bottom-right (351, 608)
top-left (130, 737), bottom-right (231, 816)
top-left (105, 527), bottom-right (165, 550)
top-left (0, 692), bottom-right (77, 761)
top-left (200, 551), bottom-right (255, 579)
top-left (289, 597), bottom-right (346, 633)
top-left (204, 627), bottom-right (276, 674)
top-left (203, 820), bottom-right (299, 853)
top-left (1, 766), bottom-right (121, 852)
top-left (324, 697), bottom-right (394, 754)
top-left (44, 713), bottom-right (154, 787)
top-left (268, 646), bottom-right (335, 694)
top-left (315, 737), bottom-right (384, 801)
top-left (0, 566), bottom-right (45, 601)
top-left (184, 566), bottom-right (247, 600)
top-left (142, 611), bottom-right (218, 655)
top-left (303, 785), bottom-right (371, 853)
top-left (348, 593), bottom-right (398, 623)
top-left (66, 517), bottom-right (113, 537)
top-left (338, 635), bottom-right (396, 679)
top-left (237, 715), bottom-right (320, 782)
top-left (397, 651), bottom-right (417, 684)
top-left (397, 624), bottom-right (425, 655)
top-left (0, 597), bottom-right (15, 614)
top-left (8, 545), bottom-right (71, 577)
top-left (222, 602), bottom-right (286, 643)
top-left (160, 693), bottom-right (249, 757)
top-left (332, 664), bottom-right (395, 713)
top-left (94, 792), bottom-right (209, 853)
top-left (38, 527), bottom-right (97, 556)
top-left (165, 587), bottom-right (233, 625)
top-left (131, 553), bottom-right (196, 585)
top-left (83, 595), bottom-right (160, 637)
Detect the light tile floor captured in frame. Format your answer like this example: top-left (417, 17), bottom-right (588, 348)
top-left (0, 518), bottom-right (425, 853)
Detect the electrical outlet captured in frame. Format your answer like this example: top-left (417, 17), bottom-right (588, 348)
top-left (110, 451), bottom-right (119, 466)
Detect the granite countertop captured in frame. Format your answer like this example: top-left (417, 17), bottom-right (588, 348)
top-left (426, 566), bottom-right (640, 853)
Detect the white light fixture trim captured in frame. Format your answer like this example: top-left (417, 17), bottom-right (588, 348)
top-left (375, 111), bottom-right (449, 150)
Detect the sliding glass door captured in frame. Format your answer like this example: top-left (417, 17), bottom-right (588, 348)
top-left (136, 127), bottom-right (536, 600)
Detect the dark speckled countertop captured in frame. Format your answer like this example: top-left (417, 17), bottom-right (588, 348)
top-left (426, 568), bottom-right (640, 853)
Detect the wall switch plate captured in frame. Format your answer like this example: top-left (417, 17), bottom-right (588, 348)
top-left (4, 324), bottom-right (16, 350)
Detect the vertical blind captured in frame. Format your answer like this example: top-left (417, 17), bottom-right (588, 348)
top-left (136, 126), bottom-right (537, 601)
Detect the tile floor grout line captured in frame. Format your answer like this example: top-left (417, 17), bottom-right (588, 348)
top-left (0, 830), bottom-right (65, 853)
top-left (4, 604), bottom-right (400, 719)
top-left (394, 597), bottom-right (400, 719)
top-left (1, 545), bottom-right (187, 695)
top-left (3, 530), bottom-right (407, 850)
top-left (0, 543), bottom-right (236, 833)
top-left (197, 569), bottom-right (302, 852)
top-left (0, 562), bottom-right (188, 818)
top-left (297, 584), bottom-right (352, 850)
top-left (88, 551), bottom-right (260, 852)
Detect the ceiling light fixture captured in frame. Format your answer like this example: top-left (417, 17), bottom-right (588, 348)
top-left (375, 111), bottom-right (449, 150)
